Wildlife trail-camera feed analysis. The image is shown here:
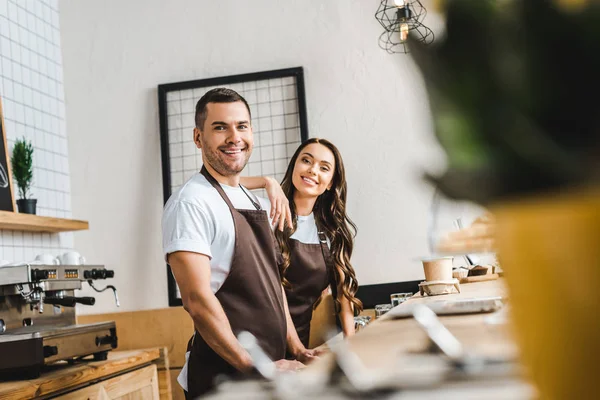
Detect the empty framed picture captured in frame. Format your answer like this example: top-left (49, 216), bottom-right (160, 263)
top-left (158, 67), bottom-right (309, 306)
top-left (0, 97), bottom-right (16, 212)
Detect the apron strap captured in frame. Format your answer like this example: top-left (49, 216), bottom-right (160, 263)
top-left (316, 228), bottom-right (339, 313)
top-left (200, 166), bottom-right (261, 211)
top-left (239, 185), bottom-right (262, 211)
top-left (316, 231), bottom-right (330, 266)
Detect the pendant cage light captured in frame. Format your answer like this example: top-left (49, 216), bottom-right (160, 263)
top-left (375, 0), bottom-right (434, 54)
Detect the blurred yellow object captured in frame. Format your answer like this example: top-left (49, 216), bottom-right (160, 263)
top-left (493, 187), bottom-right (600, 399)
top-left (309, 292), bottom-right (336, 349)
top-left (554, 0), bottom-right (592, 12)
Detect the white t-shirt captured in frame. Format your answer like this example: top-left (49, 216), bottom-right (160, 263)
top-left (291, 213), bottom-right (332, 249)
top-left (290, 213), bottom-right (320, 244)
top-left (162, 171), bottom-right (270, 294)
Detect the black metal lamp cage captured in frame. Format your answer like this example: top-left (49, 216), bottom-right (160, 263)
top-left (375, 0), bottom-right (434, 54)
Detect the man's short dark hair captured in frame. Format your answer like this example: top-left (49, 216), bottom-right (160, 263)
top-left (194, 88), bottom-right (251, 131)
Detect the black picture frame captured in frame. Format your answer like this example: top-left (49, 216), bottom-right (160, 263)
top-left (158, 67), bottom-right (310, 307)
top-left (0, 97), bottom-right (16, 212)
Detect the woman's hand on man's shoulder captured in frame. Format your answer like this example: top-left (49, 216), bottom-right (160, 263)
top-left (264, 177), bottom-right (293, 232)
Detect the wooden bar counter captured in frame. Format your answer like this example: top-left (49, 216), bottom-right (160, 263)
top-left (355, 279), bottom-right (517, 368)
top-left (0, 348), bottom-right (165, 400)
top-left (308, 279), bottom-right (536, 398)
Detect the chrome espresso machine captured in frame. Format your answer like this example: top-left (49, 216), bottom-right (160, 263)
top-left (0, 263), bottom-right (119, 378)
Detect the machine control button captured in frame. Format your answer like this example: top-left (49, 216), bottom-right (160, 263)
top-left (43, 345), bottom-right (59, 358)
top-left (96, 333), bottom-right (118, 348)
top-left (64, 269), bottom-right (79, 279)
top-left (84, 269), bottom-right (115, 280)
top-left (96, 335), bottom-right (110, 346)
top-left (31, 269), bottom-right (49, 281)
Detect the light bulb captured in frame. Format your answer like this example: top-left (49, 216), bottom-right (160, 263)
top-left (400, 23), bottom-right (409, 41)
top-left (394, 0), bottom-right (406, 6)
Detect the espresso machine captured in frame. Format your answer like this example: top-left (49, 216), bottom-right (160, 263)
top-left (0, 263), bottom-right (119, 379)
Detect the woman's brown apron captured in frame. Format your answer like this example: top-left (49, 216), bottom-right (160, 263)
top-left (185, 166), bottom-right (287, 398)
top-left (284, 228), bottom-right (337, 349)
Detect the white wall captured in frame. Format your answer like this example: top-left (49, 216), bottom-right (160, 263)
top-left (0, 0), bottom-right (74, 262)
top-left (59, 0), bottom-right (449, 315)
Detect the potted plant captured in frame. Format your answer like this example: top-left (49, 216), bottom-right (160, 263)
top-left (11, 137), bottom-right (36, 214)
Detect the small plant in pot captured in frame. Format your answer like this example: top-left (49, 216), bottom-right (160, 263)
top-left (11, 137), bottom-right (36, 214)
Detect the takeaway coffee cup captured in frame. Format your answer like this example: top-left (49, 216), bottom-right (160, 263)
top-left (421, 257), bottom-right (454, 281)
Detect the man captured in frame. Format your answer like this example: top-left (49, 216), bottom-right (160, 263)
top-left (162, 88), bottom-right (316, 398)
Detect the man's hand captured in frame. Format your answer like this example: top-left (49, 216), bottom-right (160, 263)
top-left (295, 348), bottom-right (325, 364)
top-left (264, 177), bottom-right (293, 232)
top-left (274, 359), bottom-right (305, 372)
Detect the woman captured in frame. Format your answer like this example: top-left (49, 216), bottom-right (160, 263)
top-left (242, 138), bottom-right (363, 350)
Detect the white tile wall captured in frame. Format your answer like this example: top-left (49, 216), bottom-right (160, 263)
top-left (0, 0), bottom-right (73, 262)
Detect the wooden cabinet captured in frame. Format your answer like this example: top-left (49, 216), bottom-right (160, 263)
top-left (55, 364), bottom-right (159, 400)
top-left (78, 308), bottom-right (191, 400)
top-left (0, 348), bottom-right (168, 400)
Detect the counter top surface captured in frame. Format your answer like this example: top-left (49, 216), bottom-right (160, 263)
top-left (356, 279), bottom-right (515, 368)
top-left (302, 279), bottom-right (534, 398)
top-left (0, 348), bottom-right (160, 400)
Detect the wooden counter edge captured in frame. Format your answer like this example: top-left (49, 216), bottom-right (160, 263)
top-left (157, 347), bottom-right (173, 400)
top-left (0, 348), bottom-right (161, 400)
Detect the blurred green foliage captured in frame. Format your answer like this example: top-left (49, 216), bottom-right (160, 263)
top-left (409, 0), bottom-right (600, 204)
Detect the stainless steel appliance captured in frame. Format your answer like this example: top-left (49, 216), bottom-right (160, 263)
top-left (0, 263), bottom-right (119, 378)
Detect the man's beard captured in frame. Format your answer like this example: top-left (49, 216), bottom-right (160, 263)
top-left (202, 143), bottom-right (251, 177)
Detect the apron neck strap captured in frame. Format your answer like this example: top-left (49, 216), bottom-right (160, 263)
top-left (317, 231), bottom-right (334, 273)
top-left (200, 166), bottom-right (262, 211)
top-left (239, 185), bottom-right (262, 211)
top-left (315, 218), bottom-right (339, 305)
top-left (200, 166), bottom-right (236, 210)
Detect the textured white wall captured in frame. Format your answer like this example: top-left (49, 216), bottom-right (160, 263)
top-left (0, 0), bottom-right (74, 263)
top-left (59, 0), bottom-right (448, 314)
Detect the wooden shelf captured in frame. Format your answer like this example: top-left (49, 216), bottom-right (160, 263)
top-left (0, 211), bottom-right (89, 233)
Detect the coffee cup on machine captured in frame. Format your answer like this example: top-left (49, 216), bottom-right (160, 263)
top-left (59, 251), bottom-right (86, 265)
top-left (35, 254), bottom-right (60, 265)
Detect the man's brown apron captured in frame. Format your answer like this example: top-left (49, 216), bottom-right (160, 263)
top-left (185, 166), bottom-right (287, 398)
top-left (284, 228), bottom-right (337, 349)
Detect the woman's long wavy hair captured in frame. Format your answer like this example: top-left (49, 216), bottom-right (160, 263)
top-left (275, 138), bottom-right (363, 315)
